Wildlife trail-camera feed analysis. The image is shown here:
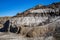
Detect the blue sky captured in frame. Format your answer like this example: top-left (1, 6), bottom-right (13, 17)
top-left (0, 0), bottom-right (60, 17)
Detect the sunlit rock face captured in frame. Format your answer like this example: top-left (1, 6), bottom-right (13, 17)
top-left (30, 8), bottom-right (59, 13)
top-left (0, 2), bottom-right (60, 40)
top-left (10, 17), bottom-right (48, 27)
top-left (9, 7), bottom-right (60, 28)
top-left (9, 3), bottom-right (60, 34)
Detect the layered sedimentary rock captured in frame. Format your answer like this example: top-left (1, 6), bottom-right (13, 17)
top-left (0, 2), bottom-right (60, 40)
top-left (7, 2), bottom-right (60, 39)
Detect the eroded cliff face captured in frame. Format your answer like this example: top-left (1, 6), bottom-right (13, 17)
top-left (0, 2), bottom-right (60, 40)
top-left (9, 8), bottom-right (60, 27)
top-left (8, 2), bottom-right (60, 39)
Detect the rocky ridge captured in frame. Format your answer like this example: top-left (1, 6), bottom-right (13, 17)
top-left (0, 2), bottom-right (60, 40)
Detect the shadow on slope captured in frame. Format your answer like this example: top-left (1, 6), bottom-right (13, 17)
top-left (0, 20), bottom-right (9, 32)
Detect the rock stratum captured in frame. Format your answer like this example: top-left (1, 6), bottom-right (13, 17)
top-left (0, 2), bottom-right (60, 40)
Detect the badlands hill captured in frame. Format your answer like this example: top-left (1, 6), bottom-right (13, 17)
top-left (0, 2), bottom-right (60, 40)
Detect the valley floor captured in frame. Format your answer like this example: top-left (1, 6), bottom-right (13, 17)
top-left (0, 32), bottom-right (56, 40)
